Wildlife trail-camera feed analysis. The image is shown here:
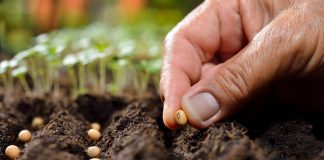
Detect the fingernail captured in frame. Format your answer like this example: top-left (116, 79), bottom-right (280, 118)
top-left (183, 92), bottom-right (219, 122)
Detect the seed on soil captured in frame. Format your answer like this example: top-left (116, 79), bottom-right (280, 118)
top-left (87, 129), bottom-right (101, 141)
top-left (5, 145), bottom-right (20, 159)
top-left (86, 146), bottom-right (101, 158)
top-left (175, 110), bottom-right (187, 126)
top-left (89, 158), bottom-right (101, 160)
top-left (18, 129), bottom-right (32, 142)
top-left (90, 122), bottom-right (101, 131)
top-left (31, 117), bottom-right (44, 129)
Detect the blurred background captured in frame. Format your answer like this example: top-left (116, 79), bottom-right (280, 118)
top-left (0, 0), bottom-right (202, 55)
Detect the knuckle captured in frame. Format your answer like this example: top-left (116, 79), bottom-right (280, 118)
top-left (163, 30), bottom-right (184, 54)
top-left (212, 64), bottom-right (250, 103)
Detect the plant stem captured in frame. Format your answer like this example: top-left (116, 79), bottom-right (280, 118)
top-left (1, 74), bottom-right (9, 91)
top-left (68, 68), bottom-right (78, 97)
top-left (99, 58), bottom-right (106, 93)
top-left (78, 64), bottom-right (86, 94)
top-left (19, 76), bottom-right (31, 93)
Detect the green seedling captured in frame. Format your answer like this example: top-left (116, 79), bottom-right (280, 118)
top-left (1, 22), bottom-right (168, 98)
top-left (11, 65), bottom-right (31, 93)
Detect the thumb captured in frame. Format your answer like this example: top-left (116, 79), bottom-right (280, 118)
top-left (181, 10), bottom-right (323, 128)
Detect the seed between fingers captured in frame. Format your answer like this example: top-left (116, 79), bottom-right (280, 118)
top-left (175, 110), bottom-right (187, 126)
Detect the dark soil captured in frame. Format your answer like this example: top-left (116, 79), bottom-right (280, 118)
top-left (0, 94), bottom-right (323, 160)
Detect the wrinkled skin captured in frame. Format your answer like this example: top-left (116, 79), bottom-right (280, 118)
top-left (160, 0), bottom-right (324, 129)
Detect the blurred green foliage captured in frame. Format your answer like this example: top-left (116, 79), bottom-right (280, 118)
top-left (0, 0), bottom-right (203, 97)
top-left (0, 0), bottom-right (202, 54)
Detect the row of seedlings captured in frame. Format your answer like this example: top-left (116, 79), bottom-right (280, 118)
top-left (0, 23), bottom-right (163, 98)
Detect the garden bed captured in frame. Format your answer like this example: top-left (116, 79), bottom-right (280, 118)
top-left (0, 93), bottom-right (323, 160)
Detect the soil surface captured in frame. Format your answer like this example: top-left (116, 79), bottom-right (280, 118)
top-left (0, 93), bottom-right (323, 160)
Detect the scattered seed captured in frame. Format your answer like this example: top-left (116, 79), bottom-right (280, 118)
top-left (86, 146), bottom-right (101, 158)
top-left (31, 117), bottom-right (44, 129)
top-left (175, 110), bottom-right (187, 126)
top-left (90, 122), bottom-right (101, 131)
top-left (5, 145), bottom-right (20, 159)
top-left (18, 130), bottom-right (32, 142)
top-left (87, 129), bottom-right (101, 141)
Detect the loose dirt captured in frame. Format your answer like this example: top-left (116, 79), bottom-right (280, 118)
top-left (0, 94), bottom-right (323, 160)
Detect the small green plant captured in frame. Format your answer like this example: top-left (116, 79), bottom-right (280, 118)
top-left (0, 22), bottom-right (167, 98)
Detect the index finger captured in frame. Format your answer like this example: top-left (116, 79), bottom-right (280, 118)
top-left (160, 0), bottom-right (221, 129)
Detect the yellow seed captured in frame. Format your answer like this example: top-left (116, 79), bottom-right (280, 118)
top-left (18, 130), bottom-right (32, 142)
top-left (5, 145), bottom-right (20, 159)
top-left (86, 146), bottom-right (101, 158)
top-left (87, 129), bottom-right (101, 141)
top-left (90, 122), bottom-right (101, 131)
top-left (31, 117), bottom-right (44, 129)
top-left (175, 110), bottom-right (187, 126)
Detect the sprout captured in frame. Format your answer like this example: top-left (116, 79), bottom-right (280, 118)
top-left (35, 33), bottom-right (49, 44)
top-left (148, 44), bottom-right (161, 57)
top-left (62, 54), bottom-right (79, 96)
top-left (118, 39), bottom-right (136, 57)
top-left (63, 55), bottom-right (78, 67)
top-left (0, 60), bottom-right (19, 92)
top-left (0, 60), bottom-right (9, 74)
top-left (32, 44), bottom-right (48, 54)
top-left (72, 38), bottom-right (91, 50)
top-left (11, 66), bottom-right (27, 77)
top-left (11, 65), bottom-right (30, 93)
top-left (13, 49), bottom-right (35, 61)
top-left (78, 49), bottom-right (102, 65)
top-left (0, 22), bottom-right (166, 98)
top-left (8, 59), bottom-right (18, 68)
top-left (0, 61), bottom-right (10, 91)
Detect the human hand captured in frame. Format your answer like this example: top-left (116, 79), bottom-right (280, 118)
top-left (160, 0), bottom-right (324, 129)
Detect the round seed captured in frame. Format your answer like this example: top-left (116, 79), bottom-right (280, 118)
top-left (175, 110), bottom-right (187, 126)
top-left (31, 117), bottom-right (44, 129)
top-left (18, 130), bottom-right (32, 142)
top-left (87, 146), bottom-right (101, 158)
top-left (5, 145), bottom-right (20, 159)
top-left (89, 158), bottom-right (101, 160)
top-left (90, 122), bottom-right (101, 131)
top-left (87, 129), bottom-right (101, 141)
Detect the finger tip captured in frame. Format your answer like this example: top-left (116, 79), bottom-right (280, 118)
top-left (163, 103), bottom-right (179, 130)
top-left (163, 111), bottom-right (179, 130)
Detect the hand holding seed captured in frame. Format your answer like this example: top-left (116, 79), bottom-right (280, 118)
top-left (160, 0), bottom-right (324, 129)
top-left (175, 110), bottom-right (187, 126)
